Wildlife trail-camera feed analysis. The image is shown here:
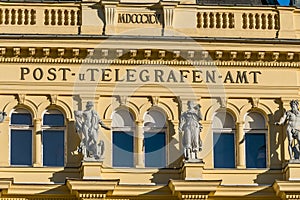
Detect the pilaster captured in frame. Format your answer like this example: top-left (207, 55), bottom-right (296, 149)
top-left (33, 118), bottom-right (42, 167)
top-left (135, 120), bottom-right (144, 168)
top-left (236, 121), bottom-right (246, 169)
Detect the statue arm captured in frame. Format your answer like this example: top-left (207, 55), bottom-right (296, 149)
top-left (179, 113), bottom-right (185, 132)
top-left (275, 112), bottom-right (287, 125)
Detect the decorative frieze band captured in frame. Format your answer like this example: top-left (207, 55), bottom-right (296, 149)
top-left (0, 47), bottom-right (299, 67)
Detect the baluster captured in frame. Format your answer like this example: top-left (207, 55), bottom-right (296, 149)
top-left (261, 14), bottom-right (266, 29)
top-left (0, 9), bottom-right (2, 24)
top-left (31, 9), bottom-right (36, 25)
top-left (274, 14), bottom-right (279, 30)
top-left (11, 9), bottom-right (16, 25)
top-left (77, 10), bottom-right (81, 25)
top-left (24, 9), bottom-right (28, 25)
top-left (61, 10), bottom-right (65, 26)
top-left (209, 12), bottom-right (214, 28)
top-left (71, 10), bottom-right (75, 25)
top-left (255, 13), bottom-right (260, 29)
top-left (203, 12), bottom-right (208, 28)
top-left (68, 10), bottom-right (72, 25)
top-left (58, 10), bottom-right (62, 25)
top-left (222, 13), bottom-right (227, 28)
top-left (51, 9), bottom-right (55, 25)
top-left (44, 10), bottom-right (49, 25)
top-left (242, 13), bottom-right (247, 29)
top-left (249, 13), bottom-right (253, 29)
top-left (197, 12), bottom-right (201, 28)
top-left (17, 9), bottom-right (22, 25)
top-left (267, 14), bottom-right (272, 29)
top-left (216, 13), bottom-right (220, 28)
top-left (74, 9), bottom-right (78, 25)
top-left (55, 10), bottom-right (59, 25)
top-left (229, 13), bottom-right (234, 28)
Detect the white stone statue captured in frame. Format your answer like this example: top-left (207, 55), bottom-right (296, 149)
top-left (74, 101), bottom-right (110, 161)
top-left (179, 100), bottom-right (203, 161)
top-left (275, 100), bottom-right (300, 161)
top-left (0, 112), bottom-right (6, 123)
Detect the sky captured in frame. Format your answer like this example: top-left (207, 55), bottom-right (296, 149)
top-left (278, 0), bottom-right (290, 5)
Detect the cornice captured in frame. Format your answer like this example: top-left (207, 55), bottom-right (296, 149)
top-left (0, 47), bottom-right (299, 67)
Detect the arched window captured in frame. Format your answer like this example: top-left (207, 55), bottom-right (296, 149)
top-left (42, 110), bottom-right (65, 167)
top-left (112, 109), bottom-right (135, 167)
top-left (212, 111), bottom-right (236, 168)
top-left (10, 109), bottom-right (33, 166)
top-left (244, 112), bottom-right (267, 168)
top-left (143, 109), bottom-right (167, 168)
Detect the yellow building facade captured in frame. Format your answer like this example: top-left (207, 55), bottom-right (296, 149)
top-left (1, 0), bottom-right (300, 199)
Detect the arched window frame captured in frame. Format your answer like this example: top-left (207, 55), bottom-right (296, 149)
top-left (10, 108), bottom-right (33, 166)
top-left (244, 111), bottom-right (268, 168)
top-left (143, 108), bottom-right (167, 168)
top-left (42, 109), bottom-right (66, 167)
top-left (212, 110), bottom-right (236, 168)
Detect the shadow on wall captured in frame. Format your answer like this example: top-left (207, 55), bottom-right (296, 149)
top-left (49, 168), bottom-right (81, 184)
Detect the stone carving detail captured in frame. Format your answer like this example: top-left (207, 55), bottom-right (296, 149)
top-left (275, 100), bottom-right (300, 160)
top-left (74, 101), bottom-right (110, 161)
top-left (179, 101), bottom-right (203, 162)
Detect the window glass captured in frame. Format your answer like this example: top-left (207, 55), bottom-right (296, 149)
top-left (113, 131), bottom-right (134, 167)
top-left (42, 110), bottom-right (65, 167)
top-left (43, 113), bottom-right (64, 126)
top-left (213, 111), bottom-right (235, 168)
top-left (144, 132), bottom-right (166, 168)
top-left (244, 112), bottom-right (267, 168)
top-left (43, 130), bottom-right (64, 166)
top-left (245, 133), bottom-right (266, 168)
top-left (11, 130), bottom-right (32, 165)
top-left (11, 113), bottom-right (32, 125)
top-left (213, 132), bottom-right (235, 168)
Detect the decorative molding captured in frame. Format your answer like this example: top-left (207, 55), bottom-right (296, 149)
top-left (272, 52), bottom-right (279, 61)
top-left (0, 48), bottom-right (6, 57)
top-left (29, 48), bottom-right (36, 57)
top-left (73, 49), bottom-right (80, 58)
top-left (116, 49), bottom-right (123, 57)
top-left (17, 94), bottom-right (26, 105)
top-left (144, 50), bottom-right (151, 59)
top-left (173, 50), bottom-right (180, 59)
top-left (102, 49), bottom-right (109, 58)
top-left (215, 51), bottom-right (223, 60)
top-left (0, 48), bottom-right (298, 67)
top-left (43, 48), bottom-right (50, 57)
top-left (230, 51), bottom-right (237, 60)
top-left (251, 97), bottom-right (260, 108)
top-left (130, 49), bottom-right (137, 58)
top-left (118, 95), bottom-right (128, 106)
top-left (13, 48), bottom-right (20, 57)
top-left (181, 194), bottom-right (209, 200)
top-left (218, 97), bottom-right (228, 108)
top-left (258, 52), bottom-right (265, 60)
top-left (58, 48), bottom-right (65, 57)
top-left (244, 51), bottom-right (251, 60)
top-left (50, 94), bottom-right (58, 105)
top-left (159, 50), bottom-right (166, 59)
top-left (151, 96), bottom-right (160, 106)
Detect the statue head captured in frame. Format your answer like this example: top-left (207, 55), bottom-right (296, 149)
top-left (86, 101), bottom-right (94, 110)
top-left (187, 100), bottom-right (195, 109)
top-left (290, 100), bottom-right (299, 111)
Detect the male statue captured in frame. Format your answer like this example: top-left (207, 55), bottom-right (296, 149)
top-left (74, 101), bottom-right (110, 161)
top-left (179, 100), bottom-right (203, 161)
top-left (275, 100), bottom-right (300, 160)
